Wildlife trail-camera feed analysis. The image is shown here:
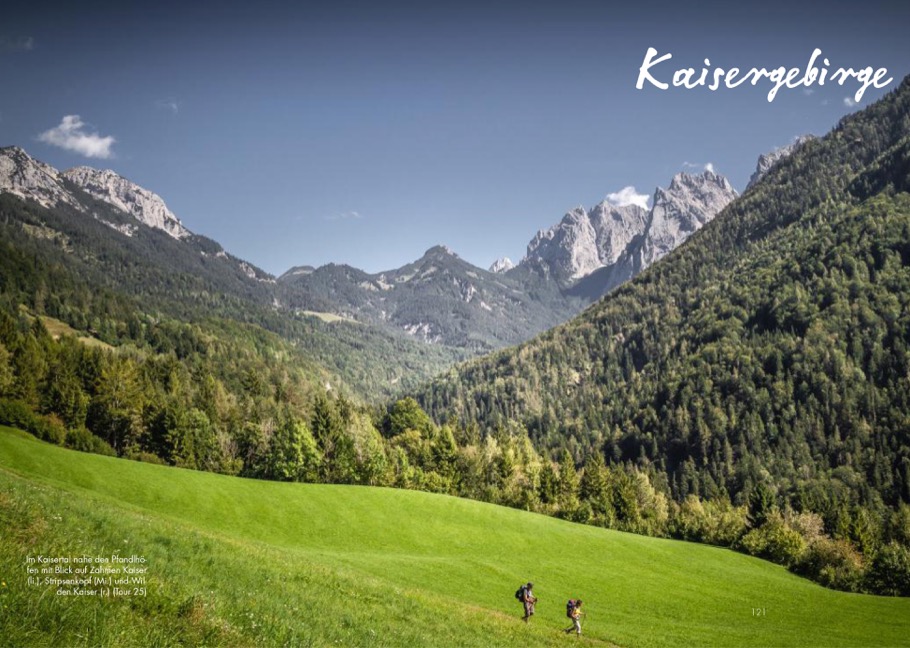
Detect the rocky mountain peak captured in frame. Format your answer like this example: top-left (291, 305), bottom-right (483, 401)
top-left (421, 244), bottom-right (459, 260)
top-left (62, 166), bottom-right (190, 240)
top-left (523, 200), bottom-right (649, 283)
top-left (663, 169), bottom-right (734, 199)
top-left (281, 265), bottom-right (316, 279)
top-left (489, 257), bottom-right (515, 273)
top-left (521, 169), bottom-right (737, 297)
top-left (0, 146), bottom-right (193, 241)
top-left (0, 145), bottom-right (28, 160)
top-left (0, 145), bottom-right (82, 210)
top-left (640, 170), bottom-right (738, 268)
top-left (747, 135), bottom-right (816, 188)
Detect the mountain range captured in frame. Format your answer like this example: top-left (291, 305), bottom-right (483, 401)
top-left (0, 145), bottom-right (271, 283)
top-left (0, 135), bottom-right (806, 392)
top-left (0, 146), bottom-right (469, 398)
top-left (278, 167), bottom-right (743, 349)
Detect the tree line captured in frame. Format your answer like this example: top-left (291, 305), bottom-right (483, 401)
top-left (1, 301), bottom-right (908, 595)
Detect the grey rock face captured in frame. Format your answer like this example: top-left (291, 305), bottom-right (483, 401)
top-left (489, 257), bottom-right (515, 273)
top-left (0, 146), bottom-right (82, 210)
top-left (62, 167), bottom-right (190, 239)
top-left (638, 170), bottom-right (738, 268)
top-left (747, 135), bottom-right (815, 189)
top-left (522, 170), bottom-right (736, 290)
top-left (524, 202), bottom-right (649, 282)
top-left (0, 146), bottom-right (191, 240)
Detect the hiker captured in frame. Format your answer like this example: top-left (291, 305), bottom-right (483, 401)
top-left (564, 599), bottom-right (584, 636)
top-left (516, 582), bottom-right (537, 622)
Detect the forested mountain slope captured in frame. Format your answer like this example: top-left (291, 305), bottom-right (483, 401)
top-left (279, 245), bottom-right (582, 351)
top-left (0, 185), bottom-right (464, 399)
top-left (415, 77), bottom-right (910, 514)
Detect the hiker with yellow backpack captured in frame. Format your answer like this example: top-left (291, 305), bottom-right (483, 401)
top-left (564, 599), bottom-right (584, 636)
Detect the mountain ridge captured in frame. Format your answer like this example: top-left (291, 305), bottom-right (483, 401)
top-left (747, 135), bottom-right (816, 189)
top-left (278, 242), bottom-right (581, 350)
top-left (519, 169), bottom-right (738, 302)
top-left (1, 146), bottom-right (195, 242)
top-left (62, 166), bottom-right (191, 240)
top-left (1, 138), bottom-right (806, 372)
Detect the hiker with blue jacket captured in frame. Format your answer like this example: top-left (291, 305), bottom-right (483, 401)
top-left (516, 582), bottom-right (537, 622)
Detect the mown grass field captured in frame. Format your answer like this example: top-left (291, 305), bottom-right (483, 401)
top-left (299, 310), bottom-right (359, 324)
top-left (1, 425), bottom-right (908, 647)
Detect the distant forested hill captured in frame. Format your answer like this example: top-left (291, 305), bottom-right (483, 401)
top-left (0, 187), bottom-right (467, 399)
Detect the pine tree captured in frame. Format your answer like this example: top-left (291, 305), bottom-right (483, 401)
top-left (748, 482), bottom-right (777, 528)
top-left (557, 452), bottom-right (580, 518)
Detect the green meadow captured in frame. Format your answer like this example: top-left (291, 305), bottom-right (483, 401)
top-left (1, 425), bottom-right (908, 647)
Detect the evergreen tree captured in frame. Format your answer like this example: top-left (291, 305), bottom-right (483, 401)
top-left (557, 453), bottom-right (580, 518)
top-left (580, 452), bottom-right (613, 525)
top-left (88, 356), bottom-right (144, 452)
top-left (749, 483), bottom-right (777, 528)
top-left (266, 413), bottom-right (305, 481)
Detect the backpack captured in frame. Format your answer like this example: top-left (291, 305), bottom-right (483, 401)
top-left (566, 599), bottom-right (577, 618)
top-left (515, 586), bottom-right (526, 601)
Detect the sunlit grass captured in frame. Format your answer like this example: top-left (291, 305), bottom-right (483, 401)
top-left (1, 426), bottom-right (908, 647)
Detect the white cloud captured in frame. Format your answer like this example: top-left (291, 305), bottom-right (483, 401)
top-left (324, 210), bottom-right (362, 221)
top-left (37, 115), bottom-right (116, 159)
top-left (156, 99), bottom-right (179, 115)
top-left (605, 186), bottom-right (650, 210)
top-left (802, 88), bottom-right (815, 96)
top-left (843, 97), bottom-right (857, 108)
top-left (821, 99), bottom-right (829, 106)
top-left (0, 36), bottom-right (34, 52)
top-left (683, 161), bottom-right (715, 174)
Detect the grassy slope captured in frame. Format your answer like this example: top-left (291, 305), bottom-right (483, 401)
top-left (1, 426), bottom-right (908, 648)
top-left (299, 310), bottom-right (359, 324)
top-left (25, 311), bottom-right (113, 350)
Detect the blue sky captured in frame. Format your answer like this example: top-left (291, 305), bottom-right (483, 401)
top-left (1, 0), bottom-right (909, 275)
